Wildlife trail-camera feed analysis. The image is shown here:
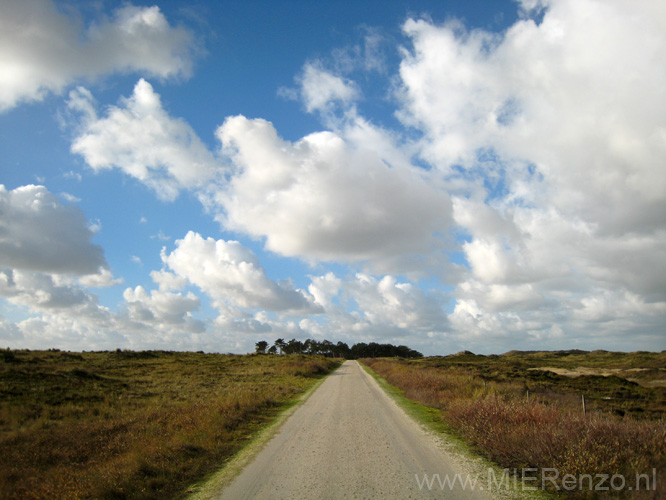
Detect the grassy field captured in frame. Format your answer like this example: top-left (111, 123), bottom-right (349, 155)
top-left (0, 349), bottom-right (340, 500)
top-left (361, 350), bottom-right (666, 499)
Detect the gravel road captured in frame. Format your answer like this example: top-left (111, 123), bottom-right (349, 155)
top-left (219, 360), bottom-right (496, 499)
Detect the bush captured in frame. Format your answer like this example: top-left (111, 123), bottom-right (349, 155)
top-left (362, 357), bottom-right (666, 499)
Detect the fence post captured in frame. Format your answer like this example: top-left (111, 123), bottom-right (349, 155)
top-left (526, 389), bottom-right (530, 402)
top-left (582, 394), bottom-right (586, 416)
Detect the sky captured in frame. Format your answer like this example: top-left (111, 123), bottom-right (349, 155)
top-left (1, 0), bottom-right (665, 356)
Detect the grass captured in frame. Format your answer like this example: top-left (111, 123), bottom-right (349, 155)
top-left (186, 366), bottom-right (334, 499)
top-left (0, 349), bottom-right (340, 500)
top-left (361, 351), bottom-right (666, 499)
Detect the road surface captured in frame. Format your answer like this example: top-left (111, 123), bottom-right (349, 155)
top-left (218, 360), bottom-right (495, 499)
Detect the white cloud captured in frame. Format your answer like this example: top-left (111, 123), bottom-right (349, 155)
top-left (297, 62), bottom-right (360, 114)
top-left (213, 115), bottom-right (452, 269)
top-left (151, 231), bottom-right (171, 241)
top-left (395, 1), bottom-right (666, 349)
top-left (161, 231), bottom-right (321, 313)
top-left (7, 0), bottom-right (659, 354)
top-left (59, 192), bottom-right (81, 203)
top-left (0, 271), bottom-right (207, 351)
top-left (149, 270), bottom-right (187, 292)
top-left (0, 184), bottom-right (107, 275)
top-left (0, 269), bottom-right (103, 314)
top-left (68, 81), bottom-right (453, 275)
top-left (348, 273), bottom-right (447, 332)
top-left (0, 315), bottom-right (23, 341)
top-left (0, 1), bottom-right (196, 111)
top-left (121, 286), bottom-right (204, 333)
top-left (70, 79), bottom-right (219, 201)
top-left (214, 314), bottom-right (273, 335)
top-left (399, 1), bottom-right (666, 234)
top-left (301, 271), bottom-right (449, 352)
top-left (16, 315), bottom-right (121, 351)
top-left (78, 268), bottom-right (124, 288)
top-left (63, 170), bottom-right (82, 182)
top-left (308, 272), bottom-right (343, 309)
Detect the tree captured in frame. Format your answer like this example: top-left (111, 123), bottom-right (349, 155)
top-left (303, 338), bottom-right (318, 355)
top-left (267, 345), bottom-right (277, 355)
top-left (285, 338), bottom-right (304, 355)
top-left (273, 338), bottom-right (286, 355)
top-left (255, 340), bottom-right (268, 354)
top-left (335, 341), bottom-right (351, 359)
top-left (320, 340), bottom-right (334, 357)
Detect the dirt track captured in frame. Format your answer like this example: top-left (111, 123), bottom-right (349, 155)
top-left (219, 360), bottom-right (496, 499)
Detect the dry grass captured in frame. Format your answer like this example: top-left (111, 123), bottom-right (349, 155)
top-left (362, 353), bottom-right (666, 499)
top-left (0, 350), bottom-right (340, 500)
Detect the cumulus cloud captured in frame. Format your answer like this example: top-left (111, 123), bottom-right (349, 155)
top-left (70, 79), bottom-right (219, 201)
top-left (301, 271), bottom-right (450, 353)
top-left (399, 1), bottom-right (666, 232)
top-left (121, 286), bottom-right (204, 333)
top-left (395, 0), bottom-right (666, 348)
top-left (308, 272), bottom-right (343, 309)
top-left (213, 115), bottom-right (452, 267)
top-left (161, 231), bottom-right (321, 313)
top-left (0, 184), bottom-right (107, 275)
top-left (297, 62), bottom-right (360, 114)
top-left (0, 270), bottom-right (207, 351)
top-left (149, 270), bottom-right (187, 292)
top-left (68, 80), bottom-right (452, 274)
top-left (347, 273), bottom-right (447, 333)
top-left (0, 1), bottom-right (196, 111)
top-left (0, 269), bottom-right (94, 311)
top-left (0, 316), bottom-right (23, 341)
top-left (77, 268), bottom-right (124, 288)
top-left (9, 0), bottom-right (658, 354)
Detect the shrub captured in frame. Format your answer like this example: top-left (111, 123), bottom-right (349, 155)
top-left (362, 357), bottom-right (666, 499)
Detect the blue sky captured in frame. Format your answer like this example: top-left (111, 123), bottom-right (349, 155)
top-left (1, 0), bottom-right (665, 355)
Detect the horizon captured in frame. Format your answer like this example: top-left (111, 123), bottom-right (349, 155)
top-left (1, 0), bottom-right (665, 356)
top-left (4, 343), bottom-right (666, 358)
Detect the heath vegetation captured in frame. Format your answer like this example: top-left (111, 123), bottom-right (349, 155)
top-left (0, 349), bottom-right (340, 500)
top-left (361, 350), bottom-right (666, 499)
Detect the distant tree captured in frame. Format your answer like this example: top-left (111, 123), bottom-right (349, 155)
top-left (396, 345), bottom-right (423, 358)
top-left (316, 340), bottom-right (332, 357)
top-left (274, 338), bottom-right (286, 355)
top-left (255, 340), bottom-right (268, 354)
top-left (346, 341), bottom-right (422, 359)
top-left (303, 339), bottom-right (318, 355)
top-left (335, 341), bottom-right (351, 359)
top-left (350, 342), bottom-right (368, 359)
top-left (285, 338), bottom-right (305, 355)
top-left (261, 337), bottom-right (420, 359)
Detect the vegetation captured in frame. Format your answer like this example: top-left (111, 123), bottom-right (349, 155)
top-left (361, 350), bottom-right (666, 499)
top-left (255, 338), bottom-right (423, 358)
top-left (0, 349), bottom-right (340, 500)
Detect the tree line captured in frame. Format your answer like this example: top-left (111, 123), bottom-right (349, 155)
top-left (254, 338), bottom-right (423, 359)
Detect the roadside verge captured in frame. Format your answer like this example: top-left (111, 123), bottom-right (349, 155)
top-left (358, 361), bottom-right (553, 500)
top-left (186, 363), bottom-right (341, 500)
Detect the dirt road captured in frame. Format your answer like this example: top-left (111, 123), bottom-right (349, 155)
top-left (219, 360), bottom-right (496, 499)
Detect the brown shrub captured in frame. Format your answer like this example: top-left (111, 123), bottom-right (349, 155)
top-left (362, 358), bottom-right (666, 499)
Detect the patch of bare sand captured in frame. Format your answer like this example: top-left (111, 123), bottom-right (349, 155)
top-left (528, 367), bottom-right (666, 387)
